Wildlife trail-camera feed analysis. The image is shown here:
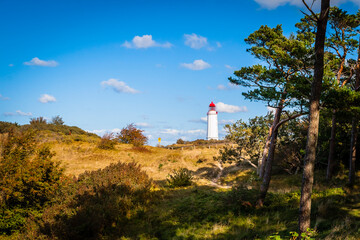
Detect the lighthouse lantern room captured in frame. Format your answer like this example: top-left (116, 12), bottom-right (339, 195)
top-left (207, 101), bottom-right (219, 140)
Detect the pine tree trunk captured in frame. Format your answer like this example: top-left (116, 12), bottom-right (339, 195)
top-left (257, 99), bottom-right (284, 206)
top-left (349, 117), bottom-right (358, 186)
top-left (326, 110), bottom-right (336, 180)
top-left (349, 40), bottom-right (360, 186)
top-left (299, 0), bottom-right (330, 234)
top-left (259, 125), bottom-right (273, 178)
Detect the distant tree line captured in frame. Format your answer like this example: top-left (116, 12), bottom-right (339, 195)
top-left (0, 116), bottom-right (97, 137)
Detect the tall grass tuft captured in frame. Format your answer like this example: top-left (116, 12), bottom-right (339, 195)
top-left (166, 168), bottom-right (193, 188)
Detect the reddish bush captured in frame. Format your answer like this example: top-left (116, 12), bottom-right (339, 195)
top-left (117, 124), bottom-right (148, 146)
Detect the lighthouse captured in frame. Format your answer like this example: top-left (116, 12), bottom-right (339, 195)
top-left (207, 101), bottom-right (219, 140)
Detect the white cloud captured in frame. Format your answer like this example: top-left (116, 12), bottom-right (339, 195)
top-left (122, 35), bottom-right (172, 49)
top-left (89, 129), bottom-right (106, 136)
top-left (136, 122), bottom-right (152, 128)
top-left (4, 110), bottom-right (32, 117)
top-left (188, 117), bottom-right (207, 124)
top-left (101, 78), bottom-right (140, 94)
top-left (200, 117), bottom-right (207, 122)
top-left (87, 128), bottom-right (122, 136)
top-left (39, 94), bottom-right (56, 103)
top-left (160, 129), bottom-right (181, 135)
top-left (217, 84), bottom-right (227, 90)
top-left (219, 119), bottom-right (236, 125)
top-left (0, 94), bottom-right (9, 100)
top-left (187, 129), bottom-right (206, 135)
top-left (191, 117), bottom-right (235, 125)
top-left (111, 128), bottom-right (122, 133)
top-left (216, 42), bottom-right (222, 48)
top-left (8, 64), bottom-right (14, 67)
top-left (225, 64), bottom-right (234, 69)
top-left (217, 83), bottom-right (239, 90)
top-left (254, 0), bottom-right (360, 10)
top-left (133, 35), bottom-right (155, 48)
top-left (184, 33), bottom-right (208, 49)
top-left (254, 0), bottom-right (302, 9)
top-left (122, 41), bottom-right (132, 48)
top-left (160, 128), bottom-right (207, 138)
top-left (216, 102), bottom-right (248, 113)
top-left (181, 59), bottom-right (211, 70)
top-left (24, 57), bottom-right (58, 67)
top-left (16, 110), bottom-right (32, 116)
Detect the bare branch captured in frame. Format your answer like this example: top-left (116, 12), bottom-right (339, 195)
top-left (300, 10), bottom-right (318, 22)
top-left (238, 156), bottom-right (258, 169)
top-left (274, 112), bottom-right (308, 132)
top-left (302, 0), bottom-right (319, 21)
top-left (329, 45), bottom-right (343, 58)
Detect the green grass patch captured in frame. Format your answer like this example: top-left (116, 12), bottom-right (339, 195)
top-left (118, 180), bottom-right (360, 240)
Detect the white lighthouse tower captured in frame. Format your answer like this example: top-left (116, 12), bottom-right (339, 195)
top-left (207, 101), bottom-right (219, 140)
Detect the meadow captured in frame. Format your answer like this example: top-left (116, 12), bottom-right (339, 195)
top-left (1, 126), bottom-right (360, 239)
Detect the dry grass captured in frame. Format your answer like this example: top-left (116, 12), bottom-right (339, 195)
top-left (50, 139), bottom-right (225, 184)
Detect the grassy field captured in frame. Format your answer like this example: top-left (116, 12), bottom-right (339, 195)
top-left (18, 131), bottom-right (360, 239)
top-left (50, 137), bottom-right (225, 183)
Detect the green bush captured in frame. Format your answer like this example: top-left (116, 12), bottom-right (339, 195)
top-left (50, 115), bottom-right (64, 125)
top-left (166, 168), bottom-right (193, 188)
top-left (176, 138), bottom-right (185, 144)
top-left (3, 117), bottom-right (99, 138)
top-left (225, 185), bottom-right (258, 214)
top-left (97, 133), bottom-right (116, 150)
top-left (0, 121), bottom-right (19, 134)
top-left (29, 161), bottom-right (152, 239)
top-left (0, 129), bottom-right (64, 235)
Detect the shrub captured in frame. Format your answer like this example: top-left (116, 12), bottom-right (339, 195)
top-left (132, 146), bottom-right (151, 153)
top-left (24, 121), bottom-right (98, 138)
top-left (176, 138), bottom-right (185, 144)
top-left (30, 162), bottom-right (152, 239)
top-left (117, 123), bottom-right (148, 146)
top-left (0, 129), bottom-right (64, 234)
top-left (225, 185), bottom-right (258, 214)
top-left (0, 121), bottom-right (19, 134)
top-left (97, 133), bottom-right (116, 150)
top-left (29, 116), bottom-right (47, 125)
top-left (50, 115), bottom-right (64, 125)
top-left (166, 168), bottom-right (193, 188)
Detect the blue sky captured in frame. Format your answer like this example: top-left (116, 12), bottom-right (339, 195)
top-left (1, 0), bottom-right (359, 145)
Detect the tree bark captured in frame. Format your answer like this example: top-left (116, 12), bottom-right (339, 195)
top-left (256, 92), bottom-right (291, 206)
top-left (257, 109), bottom-right (306, 207)
top-left (299, 0), bottom-right (330, 235)
top-left (349, 117), bottom-right (358, 186)
top-left (257, 105), bottom-right (282, 207)
top-left (259, 124), bottom-right (273, 178)
top-left (349, 39), bottom-right (360, 186)
top-left (326, 109), bottom-right (336, 180)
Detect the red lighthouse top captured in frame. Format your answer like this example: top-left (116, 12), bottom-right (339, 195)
top-left (209, 101), bottom-right (216, 107)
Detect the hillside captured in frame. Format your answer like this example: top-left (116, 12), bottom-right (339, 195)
top-left (48, 131), bottom-right (360, 239)
top-left (40, 131), bottom-right (235, 186)
top-left (1, 124), bottom-right (360, 239)
top-left (0, 121), bottom-right (234, 185)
